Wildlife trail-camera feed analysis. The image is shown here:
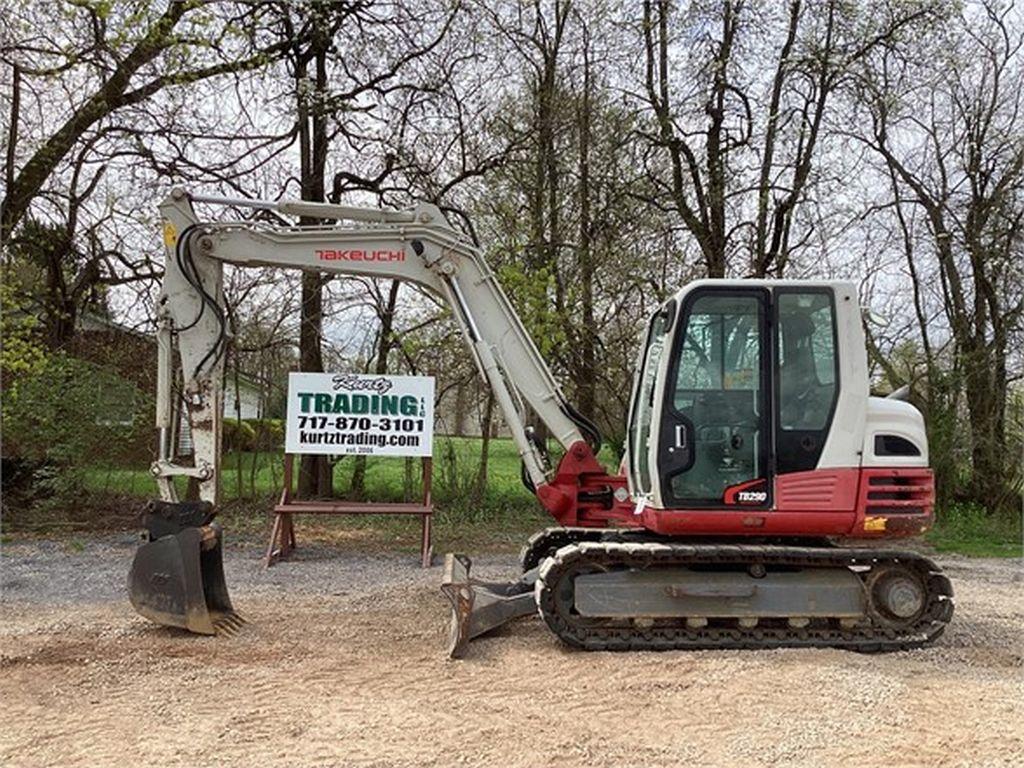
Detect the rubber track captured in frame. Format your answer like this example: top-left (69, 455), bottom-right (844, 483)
top-left (519, 527), bottom-right (608, 572)
top-left (520, 527), bottom-right (837, 572)
top-left (535, 542), bottom-right (955, 652)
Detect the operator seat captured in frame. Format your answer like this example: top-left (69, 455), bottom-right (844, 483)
top-left (779, 311), bottom-right (824, 429)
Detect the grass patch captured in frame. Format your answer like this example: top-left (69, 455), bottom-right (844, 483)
top-left (51, 436), bottom-right (622, 550)
top-left (64, 441), bottom-right (1024, 560)
top-left (213, 503), bottom-right (551, 555)
top-left (927, 502), bottom-right (1022, 558)
top-left (81, 436), bottom-right (618, 504)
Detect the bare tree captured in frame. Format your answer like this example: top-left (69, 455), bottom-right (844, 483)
top-left (1, 1), bottom-right (297, 345)
top-left (852, 0), bottom-right (1024, 512)
top-left (635, 0), bottom-right (935, 277)
top-left (1, 1), bottom-right (293, 241)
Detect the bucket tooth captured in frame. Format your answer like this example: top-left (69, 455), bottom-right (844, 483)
top-left (213, 622), bottom-right (234, 637)
top-left (213, 615), bottom-right (243, 637)
top-left (212, 612), bottom-right (245, 636)
top-left (440, 553), bottom-right (538, 659)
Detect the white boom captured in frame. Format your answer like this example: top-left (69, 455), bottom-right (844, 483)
top-left (153, 188), bottom-right (589, 504)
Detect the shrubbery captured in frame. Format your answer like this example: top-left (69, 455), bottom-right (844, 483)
top-left (222, 419), bottom-right (257, 452)
top-left (2, 353), bottom-right (153, 509)
top-left (928, 501), bottom-right (1023, 557)
top-left (222, 418), bottom-right (284, 452)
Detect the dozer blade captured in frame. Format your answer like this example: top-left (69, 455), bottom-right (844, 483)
top-left (128, 501), bottom-right (243, 635)
top-left (440, 553), bottom-right (537, 659)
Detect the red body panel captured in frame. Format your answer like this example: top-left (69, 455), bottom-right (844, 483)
top-left (537, 442), bottom-right (934, 540)
top-left (535, 442), bottom-right (638, 528)
top-left (775, 469), bottom-right (859, 511)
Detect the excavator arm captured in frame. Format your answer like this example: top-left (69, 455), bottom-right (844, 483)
top-left (130, 187), bottom-right (632, 645)
top-left (153, 187), bottom-right (595, 506)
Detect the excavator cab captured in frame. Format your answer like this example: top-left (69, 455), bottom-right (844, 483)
top-left (628, 285), bottom-right (843, 512)
top-left (128, 500), bottom-right (243, 635)
top-left (630, 289), bottom-right (771, 507)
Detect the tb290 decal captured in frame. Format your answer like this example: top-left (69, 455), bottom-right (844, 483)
top-left (723, 478), bottom-right (769, 506)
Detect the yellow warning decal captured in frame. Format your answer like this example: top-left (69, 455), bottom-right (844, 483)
top-left (864, 516), bottom-right (887, 532)
top-left (162, 220), bottom-right (178, 248)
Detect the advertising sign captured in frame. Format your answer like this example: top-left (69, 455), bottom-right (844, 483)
top-left (285, 372), bottom-right (434, 457)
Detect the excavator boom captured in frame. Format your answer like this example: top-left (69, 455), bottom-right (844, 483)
top-left (152, 188), bottom-right (604, 504)
top-left (133, 187), bottom-right (623, 634)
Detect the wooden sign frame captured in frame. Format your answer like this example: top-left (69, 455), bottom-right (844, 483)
top-left (265, 453), bottom-right (434, 568)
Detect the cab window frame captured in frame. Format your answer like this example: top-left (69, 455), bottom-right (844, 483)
top-left (628, 299), bottom-right (676, 495)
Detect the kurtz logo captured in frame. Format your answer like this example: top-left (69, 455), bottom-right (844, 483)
top-left (316, 249), bottom-right (405, 262)
top-left (332, 374), bottom-right (393, 394)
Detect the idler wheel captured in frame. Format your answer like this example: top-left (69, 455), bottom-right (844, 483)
top-left (866, 565), bottom-right (926, 626)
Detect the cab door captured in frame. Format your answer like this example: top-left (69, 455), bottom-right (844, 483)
top-left (627, 300), bottom-right (676, 499)
top-left (655, 288), bottom-right (772, 509)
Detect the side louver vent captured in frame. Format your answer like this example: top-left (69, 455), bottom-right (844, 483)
top-left (861, 469), bottom-right (934, 516)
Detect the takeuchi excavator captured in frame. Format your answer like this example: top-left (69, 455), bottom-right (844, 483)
top-left (128, 187), bottom-right (954, 655)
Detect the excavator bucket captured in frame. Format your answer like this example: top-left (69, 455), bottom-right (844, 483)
top-left (440, 553), bottom-right (537, 659)
top-left (128, 500), bottom-right (243, 635)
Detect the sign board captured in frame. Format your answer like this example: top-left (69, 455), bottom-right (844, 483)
top-left (285, 373), bottom-right (434, 457)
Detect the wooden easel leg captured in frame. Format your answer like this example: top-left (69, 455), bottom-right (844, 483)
top-left (421, 513), bottom-right (432, 568)
top-left (421, 456), bottom-right (433, 568)
top-left (285, 514), bottom-right (296, 554)
top-left (266, 453), bottom-right (296, 568)
top-left (265, 514), bottom-right (282, 568)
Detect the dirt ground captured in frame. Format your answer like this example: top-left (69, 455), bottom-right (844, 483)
top-left (1, 534), bottom-right (1022, 768)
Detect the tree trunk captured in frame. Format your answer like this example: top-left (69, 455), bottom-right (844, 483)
top-left (403, 457), bottom-right (414, 503)
top-left (453, 380), bottom-right (468, 437)
top-left (524, 11), bottom-right (568, 449)
top-left (350, 280), bottom-right (401, 499)
top-left (576, 22), bottom-right (597, 419)
top-left (472, 391), bottom-right (495, 506)
top-left (296, 28), bottom-right (333, 498)
top-left (963, 338), bottom-right (1009, 511)
top-left (297, 270), bottom-right (332, 496)
top-left (232, 357), bottom-right (243, 500)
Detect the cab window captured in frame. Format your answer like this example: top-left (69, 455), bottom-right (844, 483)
top-left (676, 302), bottom-right (761, 396)
top-left (664, 292), bottom-right (767, 506)
top-left (777, 292), bottom-right (838, 431)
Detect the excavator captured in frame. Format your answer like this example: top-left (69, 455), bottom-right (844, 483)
top-left (128, 187), bottom-right (954, 655)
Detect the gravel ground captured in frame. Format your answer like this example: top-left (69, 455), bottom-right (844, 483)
top-left (1, 534), bottom-right (1023, 768)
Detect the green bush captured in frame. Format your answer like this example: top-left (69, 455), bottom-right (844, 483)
top-left (223, 419), bottom-right (258, 452)
top-left (928, 501), bottom-right (1023, 557)
top-left (222, 418), bottom-right (284, 452)
top-left (0, 275), bottom-right (47, 379)
top-left (2, 353), bottom-right (152, 508)
top-left (245, 418), bottom-right (284, 450)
